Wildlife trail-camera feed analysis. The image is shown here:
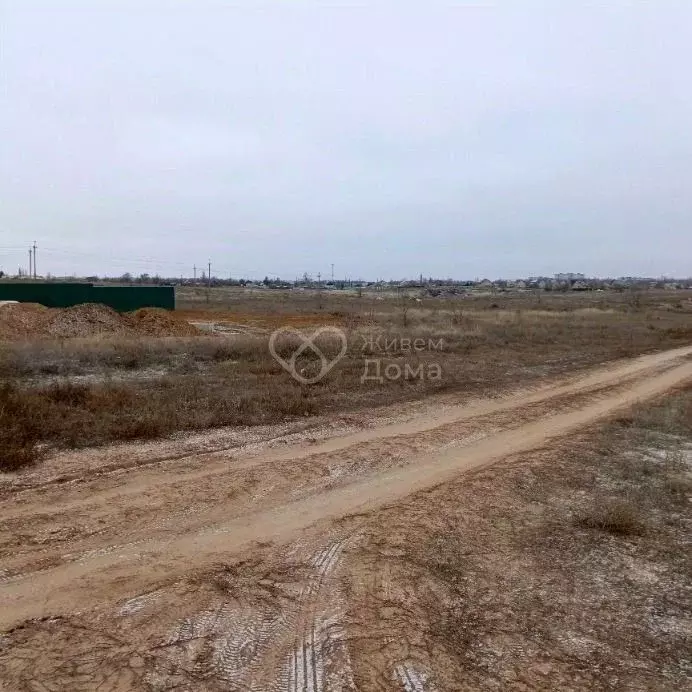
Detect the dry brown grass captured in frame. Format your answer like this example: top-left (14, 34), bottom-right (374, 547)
top-left (0, 383), bottom-right (45, 471)
top-left (175, 284), bottom-right (692, 315)
top-left (0, 374), bottom-right (317, 458)
top-left (1, 289), bottom-right (691, 467)
top-left (0, 335), bottom-right (265, 378)
top-left (575, 498), bottom-right (648, 536)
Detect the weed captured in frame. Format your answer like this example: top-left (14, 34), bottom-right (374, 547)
top-left (576, 499), bottom-right (648, 536)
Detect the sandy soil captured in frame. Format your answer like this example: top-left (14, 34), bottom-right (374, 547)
top-left (0, 303), bottom-right (201, 340)
top-left (1, 345), bottom-right (691, 689)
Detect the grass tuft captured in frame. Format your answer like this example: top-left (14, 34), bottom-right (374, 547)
top-left (575, 499), bottom-right (648, 536)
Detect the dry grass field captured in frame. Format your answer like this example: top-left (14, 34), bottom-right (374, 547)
top-left (0, 287), bottom-right (691, 690)
top-left (1, 287), bottom-right (691, 469)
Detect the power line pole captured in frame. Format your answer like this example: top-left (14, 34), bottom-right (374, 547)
top-left (331, 263), bottom-right (334, 282)
top-left (193, 265), bottom-right (197, 281)
top-left (32, 241), bottom-right (37, 279)
top-left (207, 260), bottom-right (211, 302)
top-left (28, 248), bottom-right (32, 278)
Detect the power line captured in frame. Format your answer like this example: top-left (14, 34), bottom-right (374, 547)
top-left (1, 243), bottom-right (290, 280)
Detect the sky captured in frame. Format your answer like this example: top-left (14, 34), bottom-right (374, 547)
top-left (1, 1), bottom-right (691, 280)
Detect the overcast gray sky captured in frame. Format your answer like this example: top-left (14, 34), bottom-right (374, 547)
top-left (1, 1), bottom-right (690, 280)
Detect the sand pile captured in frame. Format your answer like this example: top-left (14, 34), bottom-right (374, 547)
top-left (0, 303), bottom-right (53, 339)
top-left (125, 308), bottom-right (203, 337)
top-left (0, 303), bottom-right (202, 341)
top-left (46, 304), bottom-right (131, 338)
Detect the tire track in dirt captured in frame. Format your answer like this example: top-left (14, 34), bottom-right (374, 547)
top-left (4, 345), bottom-right (691, 511)
top-left (394, 662), bottom-right (436, 692)
top-left (144, 534), bottom-right (357, 691)
top-left (0, 356), bottom-right (670, 586)
top-left (1, 356), bottom-right (691, 630)
top-left (0, 371), bottom-right (670, 581)
top-left (282, 538), bottom-right (357, 692)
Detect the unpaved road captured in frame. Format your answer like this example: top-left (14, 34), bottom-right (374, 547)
top-left (1, 345), bottom-right (691, 637)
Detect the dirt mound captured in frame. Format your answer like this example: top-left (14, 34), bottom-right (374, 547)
top-left (0, 302), bottom-right (52, 339)
top-left (0, 303), bottom-right (202, 341)
top-left (125, 308), bottom-right (203, 337)
top-left (45, 304), bottom-right (130, 339)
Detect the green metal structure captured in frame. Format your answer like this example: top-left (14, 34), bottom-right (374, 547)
top-left (0, 282), bottom-right (175, 312)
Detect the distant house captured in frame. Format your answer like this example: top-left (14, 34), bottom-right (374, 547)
top-left (554, 272), bottom-right (585, 281)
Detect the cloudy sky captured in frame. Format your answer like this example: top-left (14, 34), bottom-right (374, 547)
top-left (1, 1), bottom-right (690, 280)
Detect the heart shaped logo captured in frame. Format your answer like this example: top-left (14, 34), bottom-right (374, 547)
top-left (269, 326), bottom-right (348, 385)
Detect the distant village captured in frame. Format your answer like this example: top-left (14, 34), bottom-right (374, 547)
top-left (3, 270), bottom-right (691, 294)
top-left (172, 272), bottom-right (692, 294)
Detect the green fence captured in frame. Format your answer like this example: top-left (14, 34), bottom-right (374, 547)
top-left (90, 286), bottom-right (175, 312)
top-left (0, 283), bottom-right (174, 311)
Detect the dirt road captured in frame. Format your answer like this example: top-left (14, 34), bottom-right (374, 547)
top-left (1, 345), bottom-right (691, 638)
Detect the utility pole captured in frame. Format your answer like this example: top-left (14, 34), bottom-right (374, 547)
top-left (28, 248), bottom-right (32, 278)
top-left (331, 263), bottom-right (334, 282)
top-left (32, 241), bottom-right (37, 279)
top-left (207, 260), bottom-right (211, 302)
top-left (193, 265), bottom-right (197, 282)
